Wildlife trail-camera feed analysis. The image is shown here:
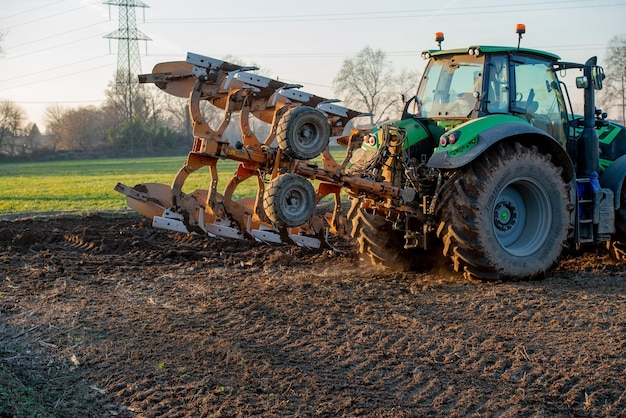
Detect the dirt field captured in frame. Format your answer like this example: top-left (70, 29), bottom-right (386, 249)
top-left (0, 214), bottom-right (625, 417)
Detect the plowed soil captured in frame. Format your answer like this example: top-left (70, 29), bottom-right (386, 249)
top-left (1, 214), bottom-right (625, 417)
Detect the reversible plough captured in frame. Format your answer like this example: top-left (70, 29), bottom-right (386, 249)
top-left (115, 52), bottom-right (414, 249)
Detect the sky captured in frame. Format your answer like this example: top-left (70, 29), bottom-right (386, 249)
top-left (1, 0), bottom-right (625, 132)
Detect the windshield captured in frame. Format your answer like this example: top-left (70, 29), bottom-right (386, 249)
top-left (417, 54), bottom-right (485, 118)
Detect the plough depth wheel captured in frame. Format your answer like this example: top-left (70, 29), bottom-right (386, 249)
top-left (264, 174), bottom-right (317, 227)
top-left (277, 106), bottom-right (330, 160)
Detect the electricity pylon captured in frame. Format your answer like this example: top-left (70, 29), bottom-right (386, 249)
top-left (104, 0), bottom-right (151, 124)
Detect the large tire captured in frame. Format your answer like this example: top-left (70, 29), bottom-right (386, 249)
top-left (349, 204), bottom-right (411, 271)
top-left (437, 142), bottom-right (571, 281)
top-left (264, 174), bottom-right (317, 228)
top-left (276, 106), bottom-right (330, 160)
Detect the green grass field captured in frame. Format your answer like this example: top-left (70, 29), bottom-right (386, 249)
top-left (0, 148), bottom-right (346, 216)
top-left (0, 156), bottom-right (254, 216)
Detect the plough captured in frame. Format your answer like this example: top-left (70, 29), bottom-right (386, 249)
top-left (115, 52), bottom-right (415, 249)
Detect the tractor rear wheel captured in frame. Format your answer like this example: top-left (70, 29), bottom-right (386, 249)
top-left (437, 142), bottom-right (571, 281)
top-left (277, 106), bottom-right (330, 160)
top-left (264, 173), bottom-right (317, 228)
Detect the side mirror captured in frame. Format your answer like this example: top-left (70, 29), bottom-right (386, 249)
top-left (576, 76), bottom-right (589, 89)
top-left (591, 66), bottom-right (605, 90)
top-left (575, 66), bottom-right (605, 90)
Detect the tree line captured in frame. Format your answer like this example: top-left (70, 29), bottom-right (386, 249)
top-left (0, 75), bottom-right (194, 159)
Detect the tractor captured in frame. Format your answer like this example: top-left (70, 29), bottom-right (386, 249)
top-left (116, 25), bottom-right (626, 281)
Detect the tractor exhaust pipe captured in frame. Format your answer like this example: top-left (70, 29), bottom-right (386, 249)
top-left (576, 56), bottom-right (600, 177)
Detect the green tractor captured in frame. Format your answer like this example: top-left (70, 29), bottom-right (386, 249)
top-left (348, 28), bottom-right (626, 280)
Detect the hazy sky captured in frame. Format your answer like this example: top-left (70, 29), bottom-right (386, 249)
top-left (1, 0), bottom-right (625, 131)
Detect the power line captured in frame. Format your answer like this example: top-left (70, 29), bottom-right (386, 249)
top-left (0, 61), bottom-right (114, 92)
top-left (0, 60), bottom-right (115, 92)
top-left (3, 0), bottom-right (103, 30)
top-left (2, 34), bottom-right (107, 62)
top-left (4, 21), bottom-right (110, 52)
top-left (0, 54), bottom-right (112, 85)
top-left (1, 0), bottom-right (69, 20)
top-left (147, 2), bottom-right (565, 21)
top-left (144, 1), bottom-right (624, 24)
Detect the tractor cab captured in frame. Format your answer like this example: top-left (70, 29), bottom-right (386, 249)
top-left (414, 46), bottom-right (570, 147)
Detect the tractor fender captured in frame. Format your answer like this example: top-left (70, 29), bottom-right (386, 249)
top-left (599, 154), bottom-right (626, 210)
top-left (428, 120), bottom-right (575, 182)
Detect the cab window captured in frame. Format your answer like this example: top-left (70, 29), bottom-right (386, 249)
top-left (513, 57), bottom-right (567, 144)
top-left (487, 55), bottom-right (509, 113)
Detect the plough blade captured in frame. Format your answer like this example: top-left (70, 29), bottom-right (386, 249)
top-left (114, 183), bottom-right (171, 220)
top-left (115, 182), bottom-right (323, 249)
top-left (138, 61), bottom-right (195, 98)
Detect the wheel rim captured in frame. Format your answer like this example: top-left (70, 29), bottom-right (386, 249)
top-left (493, 177), bottom-right (551, 257)
top-left (280, 184), bottom-right (313, 222)
top-left (295, 120), bottom-right (324, 154)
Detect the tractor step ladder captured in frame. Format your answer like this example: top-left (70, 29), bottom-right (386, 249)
top-left (576, 178), bottom-right (594, 243)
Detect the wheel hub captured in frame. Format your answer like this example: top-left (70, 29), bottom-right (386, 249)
top-left (284, 189), bottom-right (307, 217)
top-left (494, 201), bottom-right (517, 231)
top-left (298, 124), bottom-right (316, 144)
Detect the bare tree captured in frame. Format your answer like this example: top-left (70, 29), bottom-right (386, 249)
top-left (391, 68), bottom-right (422, 117)
top-left (0, 101), bottom-right (25, 133)
top-left (45, 105), bottom-right (107, 151)
top-left (0, 100), bottom-right (26, 156)
top-left (104, 72), bottom-right (148, 126)
top-left (333, 46), bottom-right (419, 125)
top-left (43, 104), bottom-right (66, 151)
top-left (600, 34), bottom-right (626, 124)
top-left (158, 92), bottom-right (190, 136)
